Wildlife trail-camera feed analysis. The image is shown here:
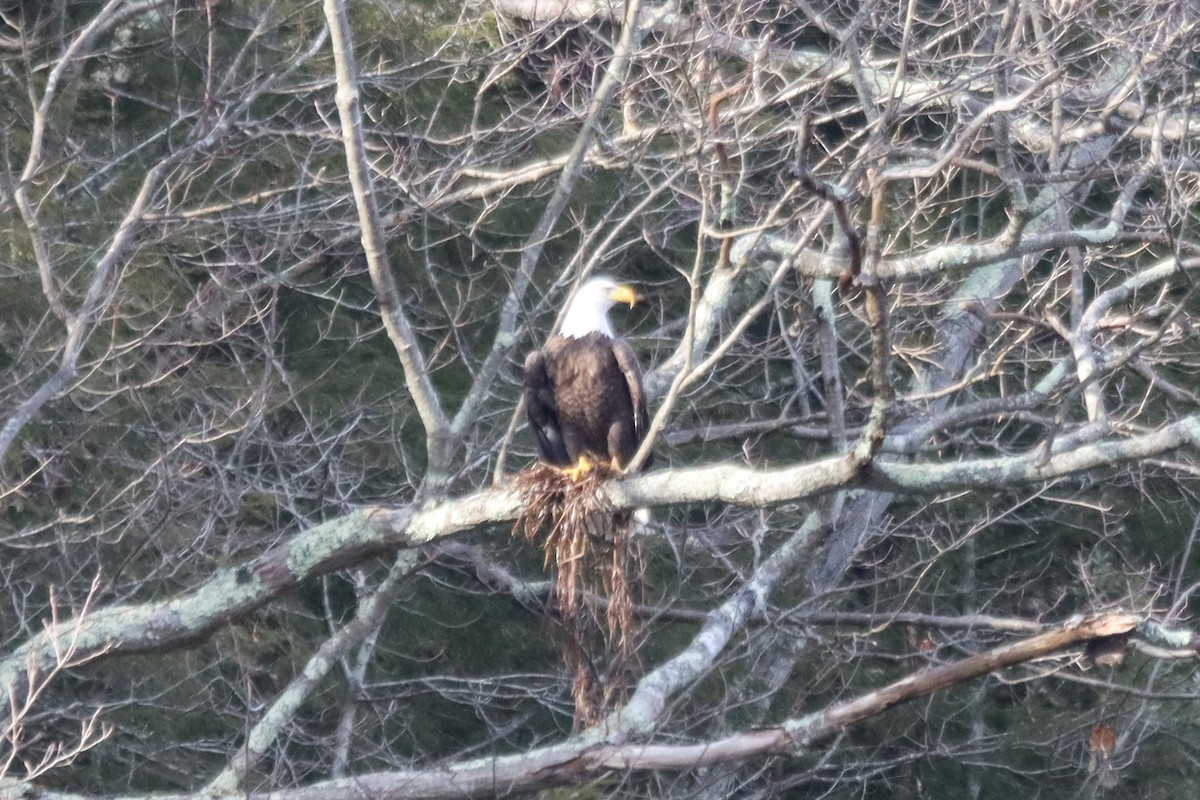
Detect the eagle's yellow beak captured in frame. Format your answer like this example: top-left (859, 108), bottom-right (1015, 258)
top-left (610, 284), bottom-right (639, 309)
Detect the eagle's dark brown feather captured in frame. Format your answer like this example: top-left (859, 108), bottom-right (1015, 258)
top-left (523, 276), bottom-right (650, 475)
top-left (523, 349), bottom-right (570, 466)
top-left (525, 331), bottom-right (646, 470)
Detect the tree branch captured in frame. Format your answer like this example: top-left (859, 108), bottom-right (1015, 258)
top-left (9, 614), bottom-right (1136, 800)
top-left (3, 412), bottom-right (1198, 721)
top-left (204, 552), bottom-right (425, 795)
top-left (323, 0), bottom-right (449, 475)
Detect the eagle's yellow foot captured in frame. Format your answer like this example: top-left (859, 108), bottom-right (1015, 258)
top-left (562, 455), bottom-right (594, 481)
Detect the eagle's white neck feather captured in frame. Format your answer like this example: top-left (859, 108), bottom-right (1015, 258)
top-left (559, 280), bottom-right (617, 339)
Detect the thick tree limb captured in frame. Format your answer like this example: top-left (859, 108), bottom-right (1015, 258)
top-left (2, 413), bottom-right (1197, 721)
top-left (324, 0), bottom-right (449, 473)
top-left (490, 0), bottom-right (625, 24)
top-left (590, 512), bottom-right (825, 742)
top-left (736, 206), bottom-right (1153, 282)
top-left (8, 614), bottom-right (1136, 800)
top-left (204, 552), bottom-right (424, 794)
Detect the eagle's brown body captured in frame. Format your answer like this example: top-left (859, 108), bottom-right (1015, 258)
top-left (523, 277), bottom-right (649, 474)
top-left (524, 332), bottom-right (647, 470)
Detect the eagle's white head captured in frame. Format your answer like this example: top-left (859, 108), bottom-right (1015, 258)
top-left (559, 276), bottom-right (639, 340)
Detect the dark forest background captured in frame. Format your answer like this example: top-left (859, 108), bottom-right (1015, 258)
top-left (3, 1), bottom-right (1200, 797)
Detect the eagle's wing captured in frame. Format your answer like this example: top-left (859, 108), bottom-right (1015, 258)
top-left (611, 338), bottom-right (651, 467)
top-left (523, 349), bottom-right (570, 466)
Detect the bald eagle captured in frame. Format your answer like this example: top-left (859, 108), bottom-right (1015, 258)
top-left (524, 276), bottom-right (650, 478)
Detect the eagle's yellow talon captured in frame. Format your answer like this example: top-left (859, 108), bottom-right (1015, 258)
top-left (562, 455), bottom-right (594, 481)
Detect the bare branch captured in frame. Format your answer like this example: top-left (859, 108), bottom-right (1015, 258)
top-left (7, 614), bottom-right (1136, 800)
top-left (323, 0), bottom-right (448, 472)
